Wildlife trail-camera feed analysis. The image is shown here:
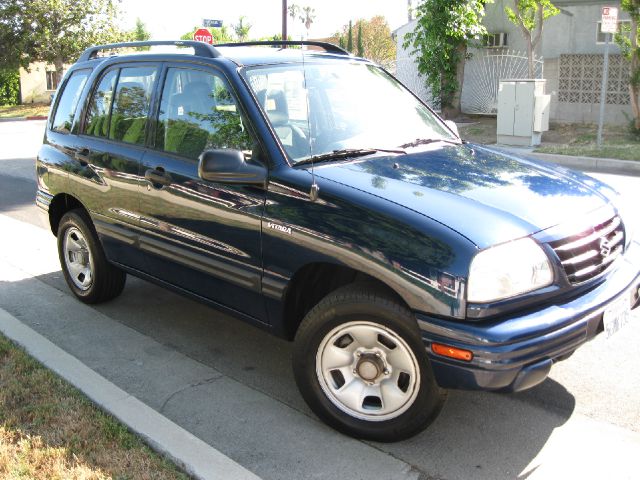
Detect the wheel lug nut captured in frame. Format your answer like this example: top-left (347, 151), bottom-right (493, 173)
top-left (353, 369), bottom-right (357, 375)
top-left (384, 369), bottom-right (389, 375)
top-left (375, 352), bottom-right (381, 357)
top-left (356, 352), bottom-right (361, 357)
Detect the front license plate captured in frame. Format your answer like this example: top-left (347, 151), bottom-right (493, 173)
top-left (603, 289), bottom-right (632, 339)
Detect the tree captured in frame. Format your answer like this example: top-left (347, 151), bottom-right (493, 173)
top-left (0, 68), bottom-right (19, 105)
top-left (403, 1), bottom-right (490, 118)
top-left (335, 16), bottom-right (396, 68)
top-left (505, 1), bottom-right (560, 78)
top-left (233, 16), bottom-right (252, 42)
top-left (0, 0), bottom-right (127, 84)
top-left (615, 0), bottom-right (639, 130)
top-left (288, 4), bottom-right (300, 39)
top-left (181, 26), bottom-right (233, 44)
top-left (130, 18), bottom-right (150, 42)
top-left (347, 20), bottom-right (353, 52)
top-left (299, 6), bottom-right (315, 39)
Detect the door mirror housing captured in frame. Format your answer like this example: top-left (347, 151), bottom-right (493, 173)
top-left (198, 149), bottom-right (267, 185)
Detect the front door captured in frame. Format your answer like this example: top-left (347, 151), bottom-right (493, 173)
top-left (137, 65), bottom-right (268, 321)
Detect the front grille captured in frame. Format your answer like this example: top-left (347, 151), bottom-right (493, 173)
top-left (550, 215), bottom-right (625, 285)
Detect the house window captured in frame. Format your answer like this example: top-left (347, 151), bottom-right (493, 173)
top-left (596, 20), bottom-right (632, 44)
top-left (482, 32), bottom-right (508, 48)
top-left (46, 71), bottom-right (58, 91)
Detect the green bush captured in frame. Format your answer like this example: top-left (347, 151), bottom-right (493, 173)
top-left (0, 68), bottom-right (20, 106)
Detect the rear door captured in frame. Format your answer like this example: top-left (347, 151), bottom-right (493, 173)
top-left (74, 63), bottom-right (159, 268)
top-left (136, 64), bottom-right (268, 321)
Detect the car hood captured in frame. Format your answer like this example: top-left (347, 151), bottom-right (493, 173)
top-left (313, 143), bottom-right (613, 248)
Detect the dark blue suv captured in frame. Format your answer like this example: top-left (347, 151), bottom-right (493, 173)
top-left (36, 40), bottom-right (640, 441)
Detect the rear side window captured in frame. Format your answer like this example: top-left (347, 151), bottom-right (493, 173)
top-left (51, 70), bottom-right (90, 133)
top-left (109, 67), bottom-right (156, 145)
top-left (85, 69), bottom-right (118, 138)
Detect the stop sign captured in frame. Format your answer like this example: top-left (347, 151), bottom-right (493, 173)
top-left (193, 28), bottom-right (213, 44)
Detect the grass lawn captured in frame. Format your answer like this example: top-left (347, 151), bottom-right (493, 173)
top-left (0, 103), bottom-right (50, 119)
top-left (535, 143), bottom-right (640, 161)
top-left (458, 116), bottom-right (640, 161)
top-left (0, 333), bottom-right (188, 480)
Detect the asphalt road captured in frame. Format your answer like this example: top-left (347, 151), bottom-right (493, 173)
top-left (1, 120), bottom-right (639, 480)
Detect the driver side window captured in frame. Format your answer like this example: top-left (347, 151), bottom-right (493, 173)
top-left (156, 68), bottom-right (252, 160)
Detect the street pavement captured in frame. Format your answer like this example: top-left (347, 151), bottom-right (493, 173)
top-left (1, 120), bottom-right (639, 480)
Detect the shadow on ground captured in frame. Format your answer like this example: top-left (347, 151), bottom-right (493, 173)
top-left (0, 271), bottom-right (576, 480)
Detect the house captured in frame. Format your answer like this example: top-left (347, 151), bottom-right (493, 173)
top-left (18, 62), bottom-right (64, 104)
top-left (395, 0), bottom-right (633, 125)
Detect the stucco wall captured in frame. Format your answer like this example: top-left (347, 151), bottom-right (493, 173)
top-left (19, 62), bottom-right (65, 104)
top-left (396, 1), bottom-right (634, 125)
top-left (393, 20), bottom-right (438, 109)
top-left (483, 1), bottom-right (631, 58)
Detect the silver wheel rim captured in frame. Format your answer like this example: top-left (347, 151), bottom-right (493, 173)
top-left (316, 321), bottom-right (420, 422)
top-left (63, 227), bottom-right (94, 291)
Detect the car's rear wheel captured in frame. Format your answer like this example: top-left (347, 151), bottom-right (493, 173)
top-left (293, 284), bottom-right (446, 442)
top-left (57, 209), bottom-right (126, 304)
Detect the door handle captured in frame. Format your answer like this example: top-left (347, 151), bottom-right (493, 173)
top-left (74, 147), bottom-right (91, 167)
top-left (145, 168), bottom-right (172, 188)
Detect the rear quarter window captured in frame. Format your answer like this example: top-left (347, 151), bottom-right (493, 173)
top-left (50, 69), bottom-right (91, 133)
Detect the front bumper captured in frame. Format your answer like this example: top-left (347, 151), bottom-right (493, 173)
top-left (418, 239), bottom-right (640, 393)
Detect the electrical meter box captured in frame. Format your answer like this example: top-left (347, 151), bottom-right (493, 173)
top-left (497, 79), bottom-right (550, 146)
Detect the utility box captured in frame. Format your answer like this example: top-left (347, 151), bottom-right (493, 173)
top-left (497, 79), bottom-right (550, 146)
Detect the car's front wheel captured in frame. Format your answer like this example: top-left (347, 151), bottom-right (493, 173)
top-left (293, 284), bottom-right (446, 442)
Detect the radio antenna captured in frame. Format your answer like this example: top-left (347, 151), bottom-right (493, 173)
top-left (301, 41), bottom-right (319, 202)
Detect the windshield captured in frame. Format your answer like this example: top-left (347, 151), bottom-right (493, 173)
top-left (244, 62), bottom-right (458, 163)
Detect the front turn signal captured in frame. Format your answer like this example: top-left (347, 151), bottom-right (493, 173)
top-left (431, 343), bottom-right (473, 362)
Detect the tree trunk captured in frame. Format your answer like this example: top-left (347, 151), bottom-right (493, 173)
top-left (54, 58), bottom-right (65, 88)
top-left (630, 83), bottom-right (640, 130)
top-left (527, 37), bottom-right (534, 78)
top-left (442, 43), bottom-right (467, 119)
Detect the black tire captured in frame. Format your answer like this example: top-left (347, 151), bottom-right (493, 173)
top-left (57, 209), bottom-right (126, 304)
top-left (293, 284), bottom-right (446, 442)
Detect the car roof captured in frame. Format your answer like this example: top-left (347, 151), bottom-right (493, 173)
top-left (214, 46), bottom-right (364, 66)
top-left (75, 40), bottom-right (369, 69)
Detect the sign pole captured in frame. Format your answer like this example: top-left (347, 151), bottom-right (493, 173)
top-left (597, 6), bottom-right (618, 147)
top-left (597, 32), bottom-right (611, 147)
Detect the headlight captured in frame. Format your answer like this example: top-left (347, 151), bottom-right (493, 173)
top-left (467, 237), bottom-right (553, 303)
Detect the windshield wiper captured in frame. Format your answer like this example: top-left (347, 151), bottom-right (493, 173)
top-left (294, 147), bottom-right (406, 167)
top-left (295, 148), bottom-right (407, 166)
top-left (399, 138), bottom-right (461, 149)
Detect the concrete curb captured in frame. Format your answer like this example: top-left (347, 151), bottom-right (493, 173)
top-left (0, 307), bottom-right (261, 480)
top-left (486, 145), bottom-right (640, 176)
top-left (0, 116), bottom-right (47, 122)
top-left (526, 151), bottom-right (640, 176)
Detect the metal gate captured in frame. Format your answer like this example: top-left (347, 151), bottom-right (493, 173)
top-left (461, 49), bottom-right (544, 115)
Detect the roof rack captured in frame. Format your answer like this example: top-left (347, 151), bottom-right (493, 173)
top-left (214, 40), bottom-right (350, 56)
top-left (78, 40), bottom-right (221, 62)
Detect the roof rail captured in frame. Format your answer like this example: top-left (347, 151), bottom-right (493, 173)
top-left (77, 40), bottom-right (222, 62)
top-left (214, 40), bottom-right (350, 56)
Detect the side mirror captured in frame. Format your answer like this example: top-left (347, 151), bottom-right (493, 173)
top-left (444, 120), bottom-right (460, 138)
top-left (198, 149), bottom-right (267, 185)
